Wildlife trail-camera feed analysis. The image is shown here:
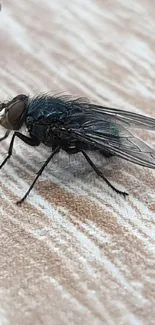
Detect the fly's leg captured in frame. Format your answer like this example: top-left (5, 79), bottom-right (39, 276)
top-left (81, 150), bottom-right (128, 197)
top-left (0, 132), bottom-right (40, 169)
top-left (0, 130), bottom-right (10, 142)
top-left (16, 146), bottom-right (60, 205)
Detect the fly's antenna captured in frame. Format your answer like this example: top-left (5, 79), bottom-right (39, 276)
top-left (0, 102), bottom-right (6, 112)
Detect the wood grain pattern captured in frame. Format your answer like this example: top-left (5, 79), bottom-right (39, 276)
top-left (0, 1), bottom-right (155, 324)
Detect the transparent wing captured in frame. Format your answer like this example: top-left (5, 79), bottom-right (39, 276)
top-left (67, 100), bottom-right (155, 168)
top-left (88, 103), bottom-right (155, 130)
top-left (69, 119), bottom-right (155, 169)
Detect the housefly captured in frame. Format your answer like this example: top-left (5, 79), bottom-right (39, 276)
top-left (0, 93), bottom-right (155, 205)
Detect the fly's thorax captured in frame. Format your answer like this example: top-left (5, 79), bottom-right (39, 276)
top-left (25, 114), bottom-right (47, 144)
top-left (0, 94), bottom-right (28, 131)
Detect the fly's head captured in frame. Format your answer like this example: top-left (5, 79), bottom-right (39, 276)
top-left (0, 94), bottom-right (28, 131)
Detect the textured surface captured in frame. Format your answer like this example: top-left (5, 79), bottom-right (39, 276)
top-left (0, 1), bottom-right (155, 324)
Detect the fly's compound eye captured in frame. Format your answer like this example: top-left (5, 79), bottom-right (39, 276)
top-left (0, 98), bottom-right (27, 130)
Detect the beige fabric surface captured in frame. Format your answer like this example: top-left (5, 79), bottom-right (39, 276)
top-left (0, 1), bottom-right (155, 324)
